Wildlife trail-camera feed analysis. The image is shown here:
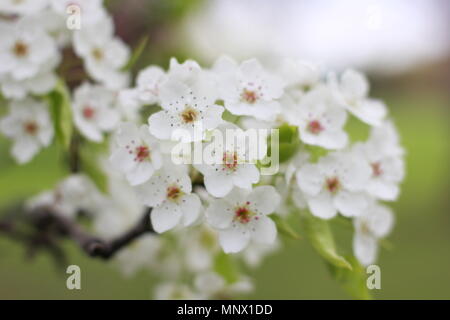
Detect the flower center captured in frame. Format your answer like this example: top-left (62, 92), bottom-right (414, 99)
top-left (166, 185), bottom-right (183, 202)
top-left (325, 177), bottom-right (341, 194)
top-left (23, 121), bottom-right (38, 135)
top-left (180, 106), bottom-right (199, 124)
top-left (371, 162), bottom-right (383, 177)
top-left (222, 151), bottom-right (238, 171)
top-left (234, 204), bottom-right (255, 224)
top-left (134, 145), bottom-right (150, 162)
top-left (91, 48), bottom-right (104, 61)
top-left (307, 120), bottom-right (324, 134)
top-left (12, 41), bottom-right (28, 58)
top-left (82, 106), bottom-right (95, 119)
top-left (241, 89), bottom-right (258, 104)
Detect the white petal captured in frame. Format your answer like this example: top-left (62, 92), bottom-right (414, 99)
top-left (219, 226), bottom-right (251, 253)
top-left (307, 192), bottom-right (337, 219)
top-left (148, 111), bottom-right (175, 140)
top-left (204, 171), bottom-right (234, 197)
top-left (12, 136), bottom-right (40, 164)
top-left (151, 201), bottom-right (182, 233)
top-left (341, 69), bottom-right (369, 99)
top-left (251, 216), bottom-right (277, 245)
top-left (296, 164), bottom-right (323, 196)
top-left (233, 164), bottom-right (260, 189)
top-left (334, 191), bottom-right (368, 217)
top-left (206, 199), bottom-right (234, 229)
top-left (110, 147), bottom-right (136, 172)
top-left (353, 232), bottom-right (377, 266)
top-left (179, 193), bottom-right (202, 227)
top-left (247, 186), bottom-right (280, 215)
top-left (126, 161), bottom-right (155, 186)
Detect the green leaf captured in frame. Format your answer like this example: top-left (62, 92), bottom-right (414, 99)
top-left (304, 144), bottom-right (328, 163)
top-left (301, 212), bottom-right (352, 270)
top-left (122, 36), bottom-right (149, 71)
top-left (326, 255), bottom-right (372, 300)
top-left (213, 251), bottom-right (239, 284)
top-left (271, 215), bottom-right (301, 240)
top-left (267, 124), bottom-right (300, 164)
top-left (47, 80), bottom-right (73, 149)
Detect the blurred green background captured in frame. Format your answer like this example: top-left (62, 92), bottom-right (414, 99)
top-left (0, 0), bottom-right (449, 299)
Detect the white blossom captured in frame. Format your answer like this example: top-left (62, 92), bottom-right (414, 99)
top-left (110, 123), bottom-right (162, 186)
top-left (72, 82), bottom-right (120, 142)
top-left (296, 151), bottom-right (371, 219)
top-left (0, 19), bottom-right (58, 81)
top-left (194, 123), bottom-right (262, 198)
top-left (73, 16), bottom-right (130, 89)
top-left (148, 79), bottom-right (224, 142)
top-left (206, 186), bottom-right (280, 253)
top-left (329, 69), bottom-right (387, 126)
top-left (214, 56), bottom-right (284, 121)
top-left (353, 121), bottom-right (405, 201)
top-left (353, 201), bottom-right (394, 266)
top-left (134, 166), bottom-right (202, 233)
top-left (0, 0), bottom-right (49, 16)
top-left (294, 85), bottom-right (348, 149)
top-left (0, 98), bottom-right (53, 164)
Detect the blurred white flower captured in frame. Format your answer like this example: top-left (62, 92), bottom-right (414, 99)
top-left (206, 186), bottom-right (280, 253)
top-left (50, 0), bottom-right (106, 27)
top-left (73, 16), bottom-right (130, 89)
top-left (110, 123), bottom-right (162, 186)
top-left (354, 121), bottom-right (405, 201)
top-left (72, 82), bottom-right (120, 142)
top-left (0, 0), bottom-right (49, 16)
top-left (0, 98), bottom-right (53, 164)
top-left (214, 56), bottom-right (284, 121)
top-left (329, 69), bottom-right (387, 126)
top-left (27, 174), bottom-right (106, 219)
top-left (0, 19), bottom-right (58, 81)
top-left (194, 272), bottom-right (253, 299)
top-left (296, 151), bottom-right (371, 219)
top-left (294, 85), bottom-right (348, 149)
top-left (353, 201), bottom-right (394, 266)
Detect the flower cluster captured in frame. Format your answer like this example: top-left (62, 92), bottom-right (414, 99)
top-left (1, 1), bottom-right (405, 300)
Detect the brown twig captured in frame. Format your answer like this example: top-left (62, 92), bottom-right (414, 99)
top-left (0, 206), bottom-right (154, 263)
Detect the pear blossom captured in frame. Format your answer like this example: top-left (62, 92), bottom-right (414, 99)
top-left (148, 79), bottom-right (224, 142)
top-left (353, 202), bottom-right (394, 266)
top-left (214, 56), bottom-right (284, 121)
top-left (110, 123), bottom-right (162, 186)
top-left (294, 85), bottom-right (348, 149)
top-left (72, 82), bottom-right (120, 142)
top-left (73, 16), bottom-right (130, 89)
top-left (0, 0), bottom-right (49, 16)
top-left (134, 166), bottom-right (202, 233)
top-left (354, 121), bottom-right (405, 201)
top-left (50, 0), bottom-right (106, 27)
top-left (329, 69), bottom-right (387, 126)
top-left (194, 123), bottom-right (263, 197)
top-left (119, 66), bottom-right (167, 111)
top-left (0, 19), bottom-right (58, 81)
top-left (206, 186), bottom-right (280, 253)
top-left (0, 98), bottom-right (53, 164)
top-left (296, 152), bottom-right (371, 219)
top-left (277, 59), bottom-right (321, 92)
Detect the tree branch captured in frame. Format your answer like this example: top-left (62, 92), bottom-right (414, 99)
top-left (0, 206), bottom-right (154, 263)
